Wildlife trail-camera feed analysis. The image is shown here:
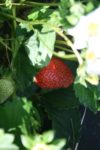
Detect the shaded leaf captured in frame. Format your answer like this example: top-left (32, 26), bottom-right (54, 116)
top-left (14, 49), bottom-right (37, 96)
top-left (46, 107), bottom-right (80, 149)
top-left (74, 83), bottom-right (98, 112)
top-left (0, 97), bottom-right (41, 134)
top-left (42, 86), bottom-right (79, 109)
top-left (42, 86), bottom-right (80, 149)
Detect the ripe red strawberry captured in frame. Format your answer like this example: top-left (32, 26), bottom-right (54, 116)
top-left (34, 57), bottom-right (74, 89)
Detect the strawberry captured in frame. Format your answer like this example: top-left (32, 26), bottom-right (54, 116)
top-left (34, 57), bottom-right (74, 89)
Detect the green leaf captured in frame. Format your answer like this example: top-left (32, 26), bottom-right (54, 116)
top-left (94, 85), bottom-right (100, 100)
top-left (28, 6), bottom-right (50, 21)
top-left (0, 79), bottom-right (15, 104)
top-left (59, 0), bottom-right (84, 27)
top-left (0, 96), bottom-right (41, 134)
top-left (42, 86), bottom-right (80, 149)
top-left (20, 6), bottom-right (53, 32)
top-left (74, 83), bottom-right (98, 112)
top-left (46, 108), bottom-right (80, 149)
top-left (59, 0), bottom-right (71, 27)
top-left (14, 49), bottom-right (37, 96)
top-left (67, 3), bottom-right (84, 25)
top-left (47, 10), bottom-right (61, 27)
top-left (0, 129), bottom-right (19, 150)
top-left (26, 27), bottom-right (56, 68)
top-left (41, 86), bottom-right (79, 109)
top-left (85, 2), bottom-right (94, 13)
top-left (13, 26), bottom-right (25, 59)
top-left (20, 22), bottom-right (33, 32)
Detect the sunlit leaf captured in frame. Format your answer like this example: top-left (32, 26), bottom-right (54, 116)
top-left (26, 26), bottom-right (56, 68)
top-left (74, 83), bottom-right (98, 112)
top-left (28, 6), bottom-right (49, 21)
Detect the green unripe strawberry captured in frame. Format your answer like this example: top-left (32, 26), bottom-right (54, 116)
top-left (0, 79), bottom-right (15, 103)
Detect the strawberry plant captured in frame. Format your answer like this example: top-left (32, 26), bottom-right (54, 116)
top-left (0, 0), bottom-right (100, 150)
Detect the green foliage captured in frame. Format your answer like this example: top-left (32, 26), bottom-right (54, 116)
top-left (25, 26), bottom-right (56, 68)
top-left (46, 107), bottom-right (80, 149)
top-left (0, 97), bottom-right (41, 134)
top-left (28, 6), bottom-right (51, 21)
top-left (41, 87), bottom-right (80, 149)
top-left (0, 0), bottom-right (100, 149)
top-left (14, 49), bottom-right (36, 95)
top-left (59, 0), bottom-right (84, 27)
top-left (41, 86), bottom-right (79, 109)
top-left (74, 83), bottom-right (100, 112)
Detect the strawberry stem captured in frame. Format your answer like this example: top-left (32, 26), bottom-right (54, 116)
top-left (55, 40), bottom-right (73, 53)
top-left (55, 45), bottom-right (72, 53)
top-left (38, 31), bottom-right (76, 61)
top-left (23, 1), bottom-right (59, 7)
top-left (53, 51), bottom-right (77, 61)
top-left (0, 1), bottom-right (58, 7)
top-left (51, 26), bottom-right (83, 65)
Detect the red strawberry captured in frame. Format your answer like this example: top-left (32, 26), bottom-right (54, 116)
top-left (34, 57), bottom-right (74, 89)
